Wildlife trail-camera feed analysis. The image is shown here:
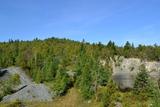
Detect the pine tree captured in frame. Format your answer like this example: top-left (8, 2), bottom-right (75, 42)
top-left (133, 65), bottom-right (153, 100)
top-left (79, 62), bottom-right (94, 99)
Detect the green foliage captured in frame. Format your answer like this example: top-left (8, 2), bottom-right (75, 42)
top-left (78, 62), bottom-right (94, 99)
top-left (75, 51), bottom-right (111, 100)
top-left (5, 100), bottom-right (23, 107)
top-left (158, 79), bottom-right (160, 89)
top-left (97, 80), bottom-right (118, 107)
top-left (97, 87), bottom-right (109, 107)
top-left (96, 66), bottom-right (111, 86)
top-left (123, 41), bottom-right (135, 58)
top-left (151, 86), bottom-right (160, 107)
top-left (0, 74), bottom-right (20, 101)
top-left (42, 58), bottom-right (59, 81)
top-left (0, 81), bottom-right (12, 100)
top-left (10, 74), bottom-right (20, 85)
top-left (106, 41), bottom-right (117, 57)
top-left (34, 68), bottom-right (43, 83)
top-left (1, 37), bottom-right (160, 104)
top-left (51, 66), bottom-right (71, 96)
top-left (133, 65), bottom-right (154, 100)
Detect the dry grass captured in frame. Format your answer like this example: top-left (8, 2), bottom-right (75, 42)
top-left (120, 92), bottom-right (150, 107)
top-left (0, 88), bottom-right (100, 107)
top-left (0, 88), bottom-right (150, 107)
top-left (26, 88), bottom-right (101, 107)
top-left (28, 88), bottom-right (81, 107)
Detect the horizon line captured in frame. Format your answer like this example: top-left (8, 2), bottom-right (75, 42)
top-left (0, 36), bottom-right (159, 47)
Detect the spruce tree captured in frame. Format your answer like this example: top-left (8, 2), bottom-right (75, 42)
top-left (133, 65), bottom-right (153, 99)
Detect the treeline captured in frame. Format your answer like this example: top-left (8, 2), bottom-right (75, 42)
top-left (0, 37), bottom-right (160, 105)
top-left (1, 38), bottom-right (160, 68)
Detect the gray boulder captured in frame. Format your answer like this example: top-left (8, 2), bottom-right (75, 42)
top-left (112, 72), bottom-right (135, 90)
top-left (0, 69), bottom-right (10, 81)
top-left (1, 67), bottom-right (53, 102)
top-left (2, 84), bottom-right (52, 102)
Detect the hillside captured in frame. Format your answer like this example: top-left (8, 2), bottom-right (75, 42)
top-left (0, 38), bottom-right (160, 107)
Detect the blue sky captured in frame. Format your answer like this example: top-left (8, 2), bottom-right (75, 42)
top-left (0, 0), bottom-right (160, 46)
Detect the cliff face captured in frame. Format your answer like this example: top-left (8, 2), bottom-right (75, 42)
top-left (112, 56), bottom-right (160, 90)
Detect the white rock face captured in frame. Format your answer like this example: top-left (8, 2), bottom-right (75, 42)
top-left (145, 61), bottom-right (160, 72)
top-left (112, 57), bottom-right (160, 90)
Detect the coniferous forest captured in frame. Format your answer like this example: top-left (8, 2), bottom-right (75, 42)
top-left (1, 0), bottom-right (160, 106)
top-left (0, 37), bottom-right (160, 107)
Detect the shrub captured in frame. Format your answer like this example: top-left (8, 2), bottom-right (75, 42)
top-left (52, 75), bottom-right (71, 96)
top-left (0, 81), bottom-right (12, 101)
top-left (5, 100), bottom-right (23, 107)
top-left (79, 63), bottom-right (94, 99)
top-left (10, 74), bottom-right (20, 85)
top-left (97, 80), bottom-right (118, 107)
top-left (151, 82), bottom-right (160, 107)
top-left (133, 65), bottom-right (154, 100)
top-left (51, 67), bottom-right (71, 96)
top-left (0, 74), bottom-right (20, 101)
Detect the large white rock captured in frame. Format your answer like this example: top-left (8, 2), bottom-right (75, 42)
top-left (112, 57), bottom-right (160, 90)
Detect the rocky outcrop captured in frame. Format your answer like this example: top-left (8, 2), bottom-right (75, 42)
top-left (2, 84), bottom-right (52, 102)
top-left (112, 72), bottom-right (135, 90)
top-left (149, 71), bottom-right (160, 81)
top-left (0, 67), bottom-right (53, 102)
top-left (4, 67), bottom-right (32, 86)
top-left (0, 69), bottom-right (11, 81)
top-left (112, 56), bottom-right (160, 90)
top-left (114, 102), bottom-right (123, 107)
